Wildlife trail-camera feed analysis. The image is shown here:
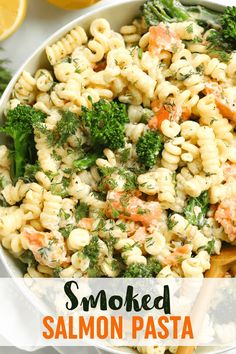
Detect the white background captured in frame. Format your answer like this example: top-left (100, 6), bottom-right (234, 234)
top-left (0, 0), bottom-right (236, 353)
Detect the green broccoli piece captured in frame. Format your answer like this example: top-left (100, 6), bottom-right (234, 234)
top-left (204, 7), bottom-right (236, 61)
top-left (83, 235), bottom-right (100, 267)
top-left (73, 153), bottom-right (99, 171)
top-left (142, 0), bottom-right (189, 26)
top-left (136, 130), bottom-right (163, 169)
top-left (220, 6), bottom-right (236, 47)
top-left (206, 29), bottom-right (232, 62)
top-left (0, 50), bottom-right (11, 97)
top-left (82, 99), bottom-right (129, 150)
top-left (147, 258), bottom-right (162, 276)
top-left (124, 260), bottom-right (162, 278)
top-left (124, 263), bottom-right (152, 278)
top-left (183, 191), bottom-right (209, 228)
top-left (0, 105), bottom-right (46, 180)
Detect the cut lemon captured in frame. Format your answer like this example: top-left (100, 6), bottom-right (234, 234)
top-left (47, 0), bottom-right (99, 10)
top-left (0, 0), bottom-right (27, 41)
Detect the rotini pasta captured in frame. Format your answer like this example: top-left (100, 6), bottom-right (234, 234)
top-left (46, 26), bottom-right (88, 65)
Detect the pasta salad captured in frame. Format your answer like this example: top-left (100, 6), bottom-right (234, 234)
top-left (0, 0), bottom-right (236, 287)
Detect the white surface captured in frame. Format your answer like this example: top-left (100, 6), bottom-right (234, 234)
top-left (0, 0), bottom-right (236, 353)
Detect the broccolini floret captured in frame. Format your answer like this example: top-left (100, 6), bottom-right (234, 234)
top-left (124, 259), bottom-right (162, 278)
top-left (124, 263), bottom-right (152, 278)
top-left (82, 99), bottom-right (129, 150)
top-left (220, 6), bottom-right (236, 47)
top-left (183, 191), bottom-right (209, 228)
top-left (0, 105), bottom-right (46, 180)
top-left (206, 29), bottom-right (232, 62)
top-left (205, 7), bottom-right (236, 61)
top-left (136, 130), bottom-right (163, 169)
top-left (147, 258), bottom-right (162, 276)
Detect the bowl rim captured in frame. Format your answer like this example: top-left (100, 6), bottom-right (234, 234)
top-left (0, 1), bottom-right (235, 354)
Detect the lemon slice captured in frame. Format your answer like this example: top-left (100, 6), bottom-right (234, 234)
top-left (47, 0), bottom-right (99, 10)
top-left (0, 0), bottom-right (27, 41)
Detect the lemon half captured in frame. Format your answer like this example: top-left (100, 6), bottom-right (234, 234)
top-left (47, 0), bottom-right (99, 10)
top-left (0, 0), bottom-right (27, 41)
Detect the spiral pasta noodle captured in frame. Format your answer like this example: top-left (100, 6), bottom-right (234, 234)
top-left (197, 126), bottom-right (220, 174)
top-left (170, 54), bottom-right (204, 95)
top-left (161, 137), bottom-right (184, 171)
top-left (13, 71), bottom-right (37, 104)
top-left (40, 191), bottom-right (63, 231)
top-left (197, 95), bottom-right (233, 142)
top-left (114, 238), bottom-right (146, 265)
top-left (0, 207), bottom-right (24, 237)
top-left (120, 24), bottom-right (141, 45)
top-left (46, 26), bottom-right (88, 65)
top-left (156, 168), bottom-right (175, 208)
top-left (21, 183), bottom-right (44, 221)
top-left (2, 180), bottom-right (30, 205)
top-left (170, 214), bottom-right (209, 252)
top-left (35, 131), bottom-right (60, 173)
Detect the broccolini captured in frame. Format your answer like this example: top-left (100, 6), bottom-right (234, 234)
top-left (136, 130), bottom-right (163, 169)
top-left (82, 99), bottom-right (129, 150)
top-left (124, 263), bottom-right (152, 278)
top-left (220, 6), bottom-right (236, 47)
top-left (142, 0), bottom-right (220, 28)
top-left (124, 259), bottom-right (162, 277)
top-left (0, 105), bottom-right (46, 180)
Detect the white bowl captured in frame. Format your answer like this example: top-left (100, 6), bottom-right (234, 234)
top-left (0, 1), bottom-right (234, 353)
